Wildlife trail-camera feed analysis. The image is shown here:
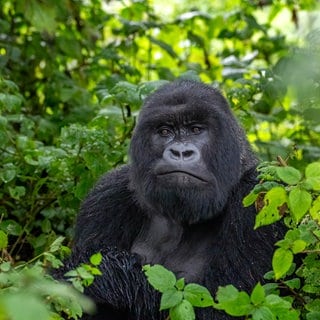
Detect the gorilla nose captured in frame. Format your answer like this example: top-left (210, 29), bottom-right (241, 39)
top-left (164, 143), bottom-right (200, 163)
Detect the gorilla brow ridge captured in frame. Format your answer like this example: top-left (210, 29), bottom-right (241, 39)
top-left (141, 107), bottom-right (211, 131)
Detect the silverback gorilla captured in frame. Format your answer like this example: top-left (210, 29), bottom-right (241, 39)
top-left (61, 80), bottom-right (284, 319)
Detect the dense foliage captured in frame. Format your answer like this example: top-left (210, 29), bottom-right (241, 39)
top-left (0, 0), bottom-right (320, 319)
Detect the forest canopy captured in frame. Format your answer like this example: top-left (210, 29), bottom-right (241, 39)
top-left (0, 0), bottom-right (320, 319)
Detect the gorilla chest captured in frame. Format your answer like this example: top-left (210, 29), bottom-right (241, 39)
top-left (130, 215), bottom-right (214, 282)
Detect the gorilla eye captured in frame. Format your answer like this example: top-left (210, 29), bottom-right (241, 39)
top-left (158, 127), bottom-right (172, 137)
top-left (191, 126), bottom-right (202, 134)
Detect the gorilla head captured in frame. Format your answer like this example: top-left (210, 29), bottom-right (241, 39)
top-left (129, 80), bottom-right (256, 224)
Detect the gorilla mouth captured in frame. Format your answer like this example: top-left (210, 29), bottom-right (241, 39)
top-left (157, 170), bottom-right (208, 183)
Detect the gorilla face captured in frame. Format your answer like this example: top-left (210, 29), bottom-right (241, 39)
top-left (152, 108), bottom-right (213, 188)
top-left (129, 80), bottom-right (252, 224)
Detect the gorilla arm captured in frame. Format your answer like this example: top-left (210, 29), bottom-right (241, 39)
top-left (62, 248), bottom-right (161, 320)
top-left (57, 165), bottom-right (162, 320)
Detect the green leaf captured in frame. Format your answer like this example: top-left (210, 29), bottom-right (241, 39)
top-left (289, 187), bottom-right (312, 223)
top-left (175, 278), bottom-right (185, 290)
top-left (143, 264), bottom-right (176, 292)
top-left (272, 248), bottom-right (293, 279)
top-left (2, 292), bottom-right (51, 320)
top-left (284, 278), bottom-right (300, 290)
top-left (169, 299), bottom-right (195, 320)
top-left (43, 252), bottom-right (63, 268)
top-left (243, 191), bottom-right (259, 207)
top-left (9, 186), bottom-right (26, 200)
top-left (49, 236), bottom-right (65, 253)
top-left (0, 94), bottom-right (23, 112)
top-left (0, 169), bottom-right (16, 183)
top-left (0, 115), bottom-right (8, 127)
top-left (148, 36), bottom-right (179, 59)
top-left (0, 231), bottom-right (8, 250)
top-left (76, 266), bottom-right (94, 281)
top-left (0, 261), bottom-right (11, 272)
top-left (70, 277), bottom-right (85, 293)
top-left (303, 284), bottom-right (319, 294)
top-left (184, 283), bottom-right (214, 307)
top-left (291, 240), bottom-right (306, 254)
top-left (305, 162), bottom-right (320, 179)
top-left (276, 166), bottom-right (301, 185)
top-left (110, 81), bottom-right (140, 106)
top-left (160, 288), bottom-right (183, 310)
top-left (41, 219), bottom-right (51, 233)
top-left (251, 283), bottom-right (265, 305)
top-left (215, 285), bottom-right (252, 316)
top-left (75, 172), bottom-right (96, 200)
top-left (88, 267), bottom-right (102, 276)
top-left (305, 299), bottom-right (320, 313)
top-left (252, 306), bottom-right (273, 320)
top-left (306, 311), bottom-right (320, 320)
top-left (58, 35), bottom-right (82, 60)
top-left (24, 155), bottom-right (38, 166)
top-left (23, 0), bottom-right (57, 33)
top-left (305, 177), bottom-right (320, 191)
top-left (255, 187), bottom-right (287, 229)
top-left (0, 220), bottom-right (22, 236)
top-left (305, 162), bottom-right (320, 190)
top-left (265, 294), bottom-right (299, 320)
top-left (310, 196), bottom-right (320, 222)
top-left (65, 270), bottom-right (78, 278)
top-left (90, 253), bottom-right (102, 266)
top-left (284, 229), bottom-right (300, 242)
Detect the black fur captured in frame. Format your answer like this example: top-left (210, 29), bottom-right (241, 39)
top-left (59, 80), bottom-right (284, 319)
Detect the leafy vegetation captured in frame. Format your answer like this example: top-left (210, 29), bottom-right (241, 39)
top-left (144, 264), bottom-right (213, 320)
top-left (0, 0), bottom-right (320, 319)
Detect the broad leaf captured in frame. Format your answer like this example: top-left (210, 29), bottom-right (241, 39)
top-left (305, 162), bottom-right (320, 179)
top-left (184, 283), bottom-right (214, 307)
top-left (305, 162), bottom-right (320, 190)
top-left (0, 169), bottom-right (16, 183)
top-left (2, 293), bottom-right (50, 320)
top-left (265, 294), bottom-right (299, 320)
top-left (276, 166), bottom-right (301, 185)
top-left (169, 299), bottom-right (195, 320)
top-left (255, 187), bottom-right (287, 228)
top-left (160, 288), bottom-right (183, 310)
top-left (251, 283), bottom-right (265, 305)
top-left (272, 248), bottom-right (293, 279)
top-left (175, 278), bottom-right (185, 290)
top-left (49, 236), bottom-right (65, 253)
top-left (90, 253), bottom-right (103, 266)
top-left (252, 306), bottom-right (273, 320)
top-left (289, 187), bottom-right (312, 223)
top-left (143, 264), bottom-right (176, 292)
top-left (291, 240), bottom-right (306, 254)
top-left (215, 285), bottom-right (252, 316)
top-left (310, 196), bottom-right (320, 222)
top-left (243, 191), bottom-right (259, 207)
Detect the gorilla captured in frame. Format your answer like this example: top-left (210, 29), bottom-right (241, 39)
top-left (60, 80), bottom-right (283, 319)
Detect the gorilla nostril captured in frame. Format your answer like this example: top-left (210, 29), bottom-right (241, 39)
top-left (170, 149), bottom-right (181, 158)
top-left (182, 150), bottom-right (194, 158)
